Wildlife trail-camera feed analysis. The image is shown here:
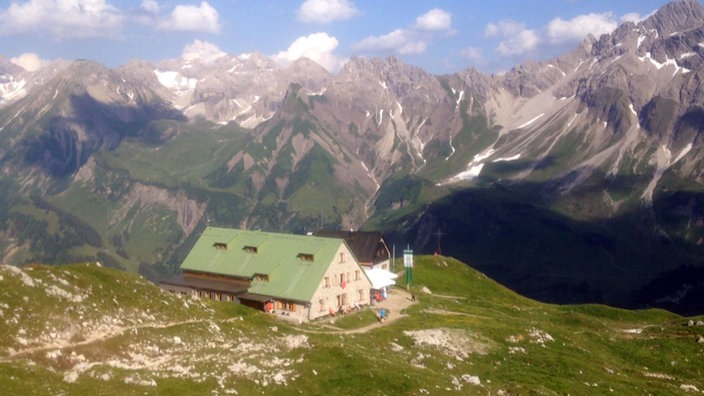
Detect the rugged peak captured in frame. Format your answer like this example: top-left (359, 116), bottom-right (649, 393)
top-left (286, 57), bottom-right (330, 76)
top-left (642, 0), bottom-right (704, 36)
top-left (0, 56), bottom-right (25, 75)
top-left (235, 51), bottom-right (279, 70)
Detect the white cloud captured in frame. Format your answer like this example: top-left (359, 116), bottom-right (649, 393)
top-left (0, 0), bottom-right (124, 38)
top-left (546, 13), bottom-right (617, 44)
top-left (415, 8), bottom-right (452, 31)
top-left (182, 40), bottom-right (226, 63)
top-left (140, 0), bottom-right (160, 15)
top-left (484, 20), bottom-right (540, 56)
top-left (620, 12), bottom-right (645, 24)
top-left (351, 29), bottom-right (427, 55)
top-left (297, 0), bottom-right (359, 24)
top-left (273, 32), bottom-right (342, 72)
top-left (485, 11), bottom-right (626, 59)
top-left (485, 20), bottom-right (529, 38)
top-left (11, 52), bottom-right (46, 71)
top-left (497, 29), bottom-right (540, 56)
top-left (459, 46), bottom-right (483, 62)
top-left (158, 1), bottom-right (220, 33)
top-left (351, 8), bottom-right (452, 57)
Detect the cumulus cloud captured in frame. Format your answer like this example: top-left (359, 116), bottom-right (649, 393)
top-left (415, 8), bottom-right (452, 31)
top-left (182, 40), bottom-right (226, 63)
top-left (351, 8), bottom-right (450, 57)
top-left (459, 46), bottom-right (483, 63)
top-left (486, 10), bottom-right (628, 59)
top-left (0, 0), bottom-right (124, 38)
top-left (497, 29), bottom-right (540, 56)
top-left (11, 52), bottom-right (46, 71)
top-left (546, 13), bottom-right (617, 44)
top-left (485, 20), bottom-right (528, 38)
top-left (620, 12), bottom-right (646, 24)
top-left (273, 32), bottom-right (342, 72)
top-left (484, 20), bottom-right (540, 56)
top-left (352, 29), bottom-right (427, 55)
top-left (158, 1), bottom-right (220, 33)
top-left (140, 0), bottom-right (160, 15)
top-left (297, 0), bottom-right (359, 24)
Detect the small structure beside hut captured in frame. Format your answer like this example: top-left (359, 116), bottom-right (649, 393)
top-left (313, 230), bottom-right (391, 270)
top-left (161, 227), bottom-right (373, 322)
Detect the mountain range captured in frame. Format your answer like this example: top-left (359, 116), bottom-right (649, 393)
top-left (1, 0), bottom-right (703, 314)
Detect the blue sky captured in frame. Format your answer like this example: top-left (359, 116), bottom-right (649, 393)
top-left (0, 0), bottom-right (679, 74)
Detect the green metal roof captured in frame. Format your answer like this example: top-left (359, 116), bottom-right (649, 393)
top-left (181, 227), bottom-right (348, 302)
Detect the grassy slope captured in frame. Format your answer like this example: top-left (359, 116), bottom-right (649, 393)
top-left (0, 259), bottom-right (703, 395)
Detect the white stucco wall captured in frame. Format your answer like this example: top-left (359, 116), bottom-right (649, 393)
top-left (307, 244), bottom-right (372, 320)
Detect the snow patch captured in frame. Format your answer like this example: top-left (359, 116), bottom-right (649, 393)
top-left (517, 113), bottom-right (544, 129)
top-left (445, 139), bottom-right (456, 161)
top-left (0, 76), bottom-right (27, 104)
top-left (307, 87), bottom-right (327, 96)
top-left (638, 52), bottom-right (691, 76)
top-left (361, 161), bottom-right (380, 190)
top-left (444, 149), bottom-right (495, 183)
top-left (492, 154), bottom-right (521, 162)
top-left (154, 70), bottom-right (197, 94)
top-left (641, 143), bottom-right (692, 204)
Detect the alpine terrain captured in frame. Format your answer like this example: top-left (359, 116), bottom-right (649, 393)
top-left (0, 1), bottom-right (704, 313)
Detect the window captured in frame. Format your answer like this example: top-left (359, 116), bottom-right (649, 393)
top-left (339, 252), bottom-right (346, 263)
top-left (324, 276), bottom-right (330, 287)
top-left (319, 299), bottom-right (325, 312)
top-left (214, 242), bottom-right (227, 250)
top-left (355, 270), bottom-right (360, 281)
top-left (346, 272), bottom-right (351, 282)
top-left (298, 253), bottom-right (314, 262)
top-left (341, 293), bottom-right (348, 306)
top-left (339, 274), bottom-right (345, 285)
top-left (358, 289), bottom-right (364, 301)
top-left (243, 245), bottom-right (258, 253)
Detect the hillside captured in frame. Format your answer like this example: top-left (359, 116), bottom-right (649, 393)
top-left (0, 0), bottom-right (704, 314)
top-left (1, 259), bottom-right (703, 395)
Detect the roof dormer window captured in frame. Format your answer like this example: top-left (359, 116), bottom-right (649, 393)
top-left (213, 242), bottom-right (227, 250)
top-left (297, 253), bottom-right (314, 262)
top-left (254, 273), bottom-right (269, 281)
top-left (243, 245), bottom-right (258, 253)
